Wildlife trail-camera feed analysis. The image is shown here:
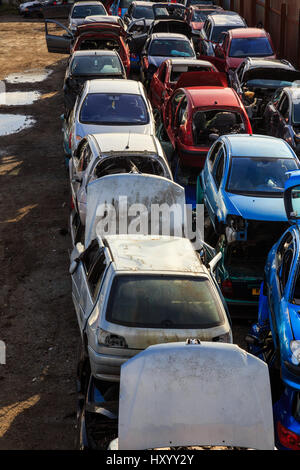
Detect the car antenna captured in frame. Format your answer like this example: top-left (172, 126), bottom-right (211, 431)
top-left (125, 131), bottom-right (130, 149)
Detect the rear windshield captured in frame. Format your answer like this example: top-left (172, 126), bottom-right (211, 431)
top-left (227, 157), bottom-right (299, 196)
top-left (93, 155), bottom-right (166, 178)
top-left (71, 4), bottom-right (106, 18)
top-left (293, 101), bottom-right (300, 124)
top-left (78, 38), bottom-right (120, 51)
top-left (133, 5), bottom-right (154, 19)
top-left (170, 65), bottom-right (211, 82)
top-left (106, 275), bottom-right (223, 328)
top-left (229, 37), bottom-right (273, 58)
top-left (71, 54), bottom-right (123, 75)
top-left (80, 93), bottom-right (149, 125)
top-left (149, 39), bottom-right (194, 57)
top-left (192, 10), bottom-right (213, 22)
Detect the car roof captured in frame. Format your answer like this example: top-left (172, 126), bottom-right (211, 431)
top-left (151, 32), bottom-right (190, 40)
top-left (103, 235), bottom-right (205, 273)
top-left (90, 133), bottom-right (159, 154)
top-left (131, 1), bottom-right (153, 5)
top-left (71, 50), bottom-right (119, 57)
top-left (229, 27), bottom-right (268, 38)
top-left (209, 12), bottom-right (245, 26)
top-left (244, 57), bottom-right (294, 70)
top-left (86, 79), bottom-right (142, 94)
top-left (185, 87), bottom-right (240, 108)
top-left (73, 1), bottom-right (104, 5)
top-left (223, 134), bottom-right (295, 158)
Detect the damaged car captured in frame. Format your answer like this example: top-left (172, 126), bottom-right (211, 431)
top-left (247, 170), bottom-right (300, 449)
top-left (68, 1), bottom-right (108, 33)
top-left (70, 232), bottom-right (232, 386)
top-left (198, 134), bottom-right (299, 306)
top-left (230, 58), bottom-right (300, 131)
top-left (264, 87), bottom-right (300, 157)
top-left (69, 132), bottom-right (173, 237)
top-left (149, 58), bottom-right (217, 113)
top-left (76, 341), bottom-right (274, 449)
top-left (162, 84), bottom-right (251, 168)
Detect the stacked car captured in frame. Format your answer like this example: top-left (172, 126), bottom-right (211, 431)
top-left (42, 0), bottom-right (300, 449)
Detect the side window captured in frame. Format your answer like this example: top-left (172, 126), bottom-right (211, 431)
top-left (279, 249), bottom-right (293, 294)
top-left (213, 149), bottom-right (225, 189)
top-left (276, 232), bottom-right (294, 294)
top-left (278, 94), bottom-right (289, 118)
top-left (207, 141), bottom-right (223, 171)
top-left (88, 252), bottom-right (106, 299)
top-left (158, 63), bottom-right (166, 83)
top-left (78, 144), bottom-right (92, 172)
top-left (206, 22), bottom-right (212, 40)
top-left (171, 91), bottom-right (185, 125)
top-left (175, 97), bottom-right (188, 127)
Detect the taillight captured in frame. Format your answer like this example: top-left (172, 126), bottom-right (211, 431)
top-left (98, 329), bottom-right (128, 349)
top-left (181, 123), bottom-right (193, 146)
top-left (118, 7), bottom-right (122, 16)
top-left (277, 421), bottom-right (300, 450)
top-left (221, 279), bottom-right (233, 296)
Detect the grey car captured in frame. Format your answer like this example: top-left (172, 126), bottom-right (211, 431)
top-left (68, 1), bottom-right (108, 33)
top-left (70, 234), bottom-right (233, 382)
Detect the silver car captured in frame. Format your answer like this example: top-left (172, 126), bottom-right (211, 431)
top-left (70, 234), bottom-right (233, 383)
top-left (68, 1), bottom-right (108, 33)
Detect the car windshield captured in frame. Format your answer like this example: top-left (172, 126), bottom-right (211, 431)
top-left (71, 4), bottom-right (106, 18)
top-left (80, 93), bottom-right (149, 125)
top-left (245, 79), bottom-right (294, 89)
top-left (149, 39), bottom-right (194, 57)
top-left (106, 275), bottom-right (223, 328)
top-left (227, 157), bottom-right (299, 196)
top-left (133, 6), bottom-right (154, 19)
top-left (211, 24), bottom-right (243, 42)
top-left (192, 10), bottom-right (212, 22)
top-left (292, 101), bottom-right (300, 124)
top-left (229, 37), bottom-right (273, 58)
top-left (70, 55), bottom-right (123, 75)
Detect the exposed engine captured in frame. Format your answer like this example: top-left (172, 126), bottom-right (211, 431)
top-left (242, 87), bottom-right (276, 122)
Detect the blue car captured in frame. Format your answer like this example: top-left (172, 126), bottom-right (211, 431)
top-left (247, 170), bottom-right (300, 450)
top-left (198, 134), bottom-right (300, 307)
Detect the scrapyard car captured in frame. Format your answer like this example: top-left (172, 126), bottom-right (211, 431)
top-left (140, 33), bottom-right (196, 88)
top-left (69, 132), bottom-right (173, 235)
top-left (247, 170), bottom-right (300, 449)
top-left (70, 233), bottom-right (232, 384)
top-left (264, 87), bottom-right (300, 157)
top-left (44, 17), bottom-right (131, 75)
top-left (230, 58), bottom-right (300, 130)
top-left (199, 134), bottom-right (299, 306)
top-left (149, 58), bottom-right (217, 113)
top-left (63, 50), bottom-right (126, 115)
top-left (162, 84), bottom-right (251, 168)
top-left (184, 4), bottom-right (224, 42)
top-left (77, 341), bottom-right (274, 450)
top-left (19, 0), bottom-right (43, 17)
top-left (63, 79), bottom-right (154, 156)
top-left (68, 1), bottom-right (108, 33)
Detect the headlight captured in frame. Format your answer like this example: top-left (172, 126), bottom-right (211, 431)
top-left (226, 214), bottom-right (245, 231)
top-left (290, 340), bottom-right (300, 365)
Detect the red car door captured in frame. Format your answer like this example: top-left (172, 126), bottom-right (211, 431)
top-left (150, 62), bottom-right (168, 111)
top-left (164, 90), bottom-right (186, 148)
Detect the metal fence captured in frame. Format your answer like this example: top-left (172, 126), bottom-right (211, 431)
top-left (216, 0), bottom-right (300, 68)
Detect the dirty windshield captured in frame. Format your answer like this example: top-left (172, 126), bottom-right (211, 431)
top-left (80, 93), bottom-right (149, 124)
top-left (227, 157), bottom-right (299, 195)
top-left (70, 55), bottom-right (123, 75)
top-left (106, 275), bottom-right (223, 328)
top-left (149, 39), bottom-right (194, 57)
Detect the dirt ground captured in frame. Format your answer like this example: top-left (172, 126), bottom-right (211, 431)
top-left (0, 16), bottom-right (249, 450)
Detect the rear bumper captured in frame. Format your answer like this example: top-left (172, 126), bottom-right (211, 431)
top-left (88, 345), bottom-right (140, 382)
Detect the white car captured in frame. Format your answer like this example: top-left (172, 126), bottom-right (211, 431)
top-left (69, 132), bottom-right (173, 236)
top-left (68, 79), bottom-right (155, 155)
top-left (68, 1), bottom-right (108, 33)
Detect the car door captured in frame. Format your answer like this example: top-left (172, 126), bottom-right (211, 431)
top-left (269, 231), bottom-right (294, 347)
top-left (44, 19), bottom-right (73, 53)
top-left (150, 62), bottom-right (167, 110)
top-left (272, 92), bottom-right (289, 138)
top-left (126, 18), bottom-right (148, 55)
top-left (71, 240), bottom-right (107, 331)
top-left (202, 141), bottom-right (224, 224)
top-left (42, 0), bottom-right (72, 19)
top-left (165, 90), bottom-right (185, 146)
top-left (174, 96), bottom-right (189, 148)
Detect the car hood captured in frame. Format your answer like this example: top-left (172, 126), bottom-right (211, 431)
top-left (85, 174), bottom-right (186, 246)
top-left (76, 22), bottom-right (126, 37)
top-left (226, 192), bottom-right (287, 222)
top-left (118, 342), bottom-right (274, 450)
top-left (243, 67), bottom-right (300, 84)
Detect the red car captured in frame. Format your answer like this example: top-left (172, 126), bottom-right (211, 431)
top-left (162, 84), bottom-right (252, 167)
top-left (149, 58), bottom-right (218, 113)
top-left (45, 18), bottom-right (131, 76)
top-left (200, 27), bottom-right (276, 74)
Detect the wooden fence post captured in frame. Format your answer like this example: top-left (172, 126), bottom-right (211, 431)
top-left (279, 3), bottom-right (287, 59)
top-left (264, 0), bottom-right (270, 32)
